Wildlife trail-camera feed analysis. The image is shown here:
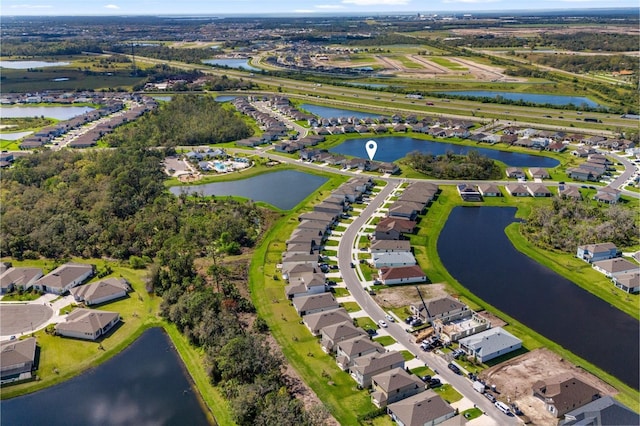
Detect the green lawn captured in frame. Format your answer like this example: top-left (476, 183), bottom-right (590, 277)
top-left (400, 350), bottom-right (415, 362)
top-left (341, 302), bottom-right (363, 313)
top-left (331, 287), bottom-right (351, 297)
top-left (373, 335), bottom-right (396, 346)
top-left (355, 316), bottom-right (377, 332)
top-left (433, 384), bottom-right (463, 403)
top-left (461, 407), bottom-right (483, 421)
top-left (410, 365), bottom-right (435, 377)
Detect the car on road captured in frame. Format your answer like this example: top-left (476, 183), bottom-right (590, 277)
top-left (350, 262), bottom-right (355, 268)
top-left (484, 392), bottom-right (497, 403)
top-left (385, 314), bottom-right (395, 323)
top-left (377, 319), bottom-right (388, 328)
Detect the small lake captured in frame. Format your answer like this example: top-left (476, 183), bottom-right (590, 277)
top-left (215, 96), bottom-right (236, 102)
top-left (330, 137), bottom-right (559, 168)
top-left (299, 104), bottom-right (382, 120)
top-left (0, 131), bottom-right (33, 140)
top-left (438, 207), bottom-right (639, 389)
top-left (346, 83), bottom-right (390, 89)
top-left (0, 106), bottom-right (95, 120)
top-left (0, 328), bottom-right (211, 425)
top-left (169, 170), bottom-right (328, 210)
top-left (0, 60), bottom-right (70, 69)
top-left (153, 96), bottom-right (173, 102)
top-left (436, 91), bottom-right (601, 108)
top-left (202, 58), bottom-right (260, 72)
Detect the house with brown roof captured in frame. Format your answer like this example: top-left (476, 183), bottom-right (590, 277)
top-left (335, 336), bottom-right (385, 370)
top-left (303, 308), bottom-right (351, 336)
top-left (374, 218), bottom-right (417, 241)
top-left (371, 367), bottom-right (425, 408)
top-left (0, 267), bottom-right (43, 294)
top-left (559, 185), bottom-right (582, 200)
top-left (350, 351), bottom-right (405, 388)
top-left (370, 240), bottom-right (412, 254)
top-left (532, 374), bottom-right (601, 418)
top-left (529, 167), bottom-right (550, 180)
top-left (505, 183), bottom-right (529, 197)
top-left (593, 187), bottom-right (621, 204)
top-left (292, 292), bottom-right (339, 316)
top-left (592, 258), bottom-right (638, 278)
top-left (388, 201), bottom-right (424, 221)
top-left (55, 308), bottom-right (120, 341)
top-left (379, 265), bottom-right (426, 286)
top-left (1, 337), bottom-right (37, 384)
top-left (612, 271), bottom-right (640, 294)
top-left (71, 278), bottom-right (131, 306)
top-left (411, 296), bottom-right (468, 323)
top-left (32, 263), bottom-right (94, 295)
top-left (321, 321), bottom-right (368, 353)
top-left (506, 167), bottom-right (526, 179)
top-left (387, 390), bottom-right (456, 426)
top-left (527, 183), bottom-right (552, 197)
top-left (477, 183), bottom-right (501, 197)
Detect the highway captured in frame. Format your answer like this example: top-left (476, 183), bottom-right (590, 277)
top-left (336, 180), bottom-right (521, 425)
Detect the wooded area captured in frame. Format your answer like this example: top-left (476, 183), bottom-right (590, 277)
top-left (406, 150), bottom-right (502, 180)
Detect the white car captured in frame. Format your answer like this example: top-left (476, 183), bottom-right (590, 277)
top-left (385, 314), bottom-right (395, 323)
top-left (378, 319), bottom-right (388, 328)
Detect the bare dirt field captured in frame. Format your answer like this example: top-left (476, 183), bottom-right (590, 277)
top-left (373, 282), bottom-right (449, 311)
top-left (479, 348), bottom-right (618, 425)
top-left (450, 25), bottom-right (640, 37)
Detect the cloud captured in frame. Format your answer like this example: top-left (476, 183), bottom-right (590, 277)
top-left (315, 4), bottom-right (346, 8)
top-left (104, 4), bottom-right (120, 9)
top-left (342, 0), bottom-right (410, 5)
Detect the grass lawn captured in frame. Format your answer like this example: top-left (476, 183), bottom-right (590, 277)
top-left (325, 239), bottom-right (339, 247)
top-left (331, 287), bottom-right (351, 297)
top-left (1, 289), bottom-right (43, 301)
top-left (400, 350), bottom-right (415, 362)
top-left (411, 365), bottom-right (435, 377)
top-left (373, 335), bottom-right (396, 346)
top-left (322, 249), bottom-right (338, 257)
top-left (433, 383), bottom-right (463, 403)
top-left (341, 301), bottom-right (363, 313)
top-left (461, 407), bottom-right (483, 421)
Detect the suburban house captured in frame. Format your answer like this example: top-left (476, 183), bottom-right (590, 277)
top-left (458, 327), bottom-right (522, 363)
top-left (567, 167), bottom-right (598, 182)
top-left (370, 367), bottom-right (425, 408)
top-left (0, 337), bottom-right (37, 384)
top-left (282, 263), bottom-right (318, 280)
top-left (559, 396), bottom-right (639, 426)
top-left (612, 271), bottom-right (640, 294)
top-left (32, 263), bottom-right (94, 295)
top-left (477, 183), bottom-right (502, 197)
top-left (456, 184), bottom-right (482, 202)
top-left (411, 296), bottom-right (468, 323)
top-left (399, 183), bottom-right (438, 205)
top-left (370, 240), bottom-right (412, 254)
top-left (291, 293), bottom-right (339, 316)
top-left (302, 308), bottom-right (351, 336)
top-left (559, 185), bottom-right (582, 200)
top-left (386, 390), bottom-right (456, 426)
top-left (529, 167), bottom-right (550, 179)
top-left (576, 243), bottom-right (618, 263)
top-left (285, 272), bottom-right (327, 299)
top-left (0, 267), bottom-right (43, 294)
top-left (388, 201), bottom-right (424, 221)
top-left (55, 308), bottom-right (120, 341)
top-left (506, 167), bottom-right (526, 179)
top-left (378, 265), bottom-right (426, 286)
top-left (335, 337), bottom-right (385, 370)
top-left (505, 183), bottom-right (530, 197)
top-left (532, 374), bottom-right (601, 418)
top-left (374, 218), bottom-right (417, 241)
top-left (591, 258), bottom-right (638, 278)
top-left (298, 211), bottom-right (338, 226)
top-left (70, 278), bottom-right (131, 306)
top-left (527, 183), bottom-right (552, 197)
top-left (372, 252), bottom-right (417, 268)
top-left (350, 351), bottom-right (405, 388)
top-left (593, 187), bottom-right (621, 204)
top-left (320, 321), bottom-right (368, 353)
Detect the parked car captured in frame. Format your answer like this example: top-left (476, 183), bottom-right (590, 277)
top-left (410, 318), bottom-right (423, 327)
top-left (448, 363), bottom-right (461, 375)
top-left (428, 378), bottom-right (441, 388)
top-left (378, 319), bottom-right (388, 328)
top-left (484, 392), bottom-right (497, 403)
top-left (350, 262), bottom-right (355, 268)
top-left (420, 375), bottom-right (431, 382)
top-left (405, 316), bottom-right (414, 324)
top-left (385, 314), bottom-right (395, 323)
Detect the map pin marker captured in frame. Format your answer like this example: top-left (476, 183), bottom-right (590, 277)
top-left (365, 140), bottom-right (378, 161)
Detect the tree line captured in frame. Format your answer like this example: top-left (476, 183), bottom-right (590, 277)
top-left (406, 150), bottom-right (502, 180)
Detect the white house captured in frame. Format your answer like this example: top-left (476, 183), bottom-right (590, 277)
top-left (378, 265), bottom-right (426, 286)
top-left (32, 263), bottom-right (94, 295)
top-left (372, 252), bottom-right (417, 268)
top-left (458, 327), bottom-right (522, 363)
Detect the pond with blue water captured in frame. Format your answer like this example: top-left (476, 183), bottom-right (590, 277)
top-left (438, 207), bottom-right (639, 389)
top-left (1, 328), bottom-right (212, 425)
top-left (436, 91), bottom-right (601, 108)
top-left (169, 169), bottom-right (328, 210)
top-left (202, 58), bottom-right (260, 72)
top-left (0, 106), bottom-right (96, 120)
top-left (330, 137), bottom-right (559, 168)
top-left (0, 60), bottom-right (70, 69)
top-left (299, 104), bottom-right (382, 120)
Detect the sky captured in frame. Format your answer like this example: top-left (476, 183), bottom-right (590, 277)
top-left (2, 0), bottom-right (638, 16)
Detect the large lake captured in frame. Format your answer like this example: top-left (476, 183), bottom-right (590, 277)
top-left (438, 207), bottom-right (639, 389)
top-left (330, 137), bottom-right (559, 168)
top-left (437, 91), bottom-right (601, 108)
top-left (1, 328), bottom-right (212, 425)
top-left (300, 104), bottom-right (381, 120)
top-left (0, 60), bottom-right (70, 69)
top-left (202, 58), bottom-right (260, 72)
top-left (170, 170), bottom-right (328, 210)
top-left (0, 106), bottom-right (95, 120)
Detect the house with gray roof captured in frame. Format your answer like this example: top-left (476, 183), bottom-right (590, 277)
top-left (559, 185), bottom-right (582, 200)
top-left (320, 321), bottom-right (367, 353)
top-left (505, 183), bottom-right (529, 197)
top-left (371, 367), bottom-right (425, 408)
top-left (506, 167), bottom-right (526, 179)
top-left (387, 390), bottom-right (456, 426)
top-left (335, 336), bottom-right (385, 370)
top-left (388, 201), bottom-right (424, 221)
top-left (411, 296), bottom-right (468, 323)
top-left (592, 258), bottom-right (638, 278)
top-left (285, 272), bottom-right (326, 299)
top-left (593, 187), bottom-right (621, 204)
top-left (372, 252), bottom-right (417, 268)
top-left (55, 308), bottom-right (120, 341)
top-left (291, 292), bottom-right (339, 316)
top-left (370, 240), bottom-right (412, 254)
top-left (71, 278), bottom-right (131, 306)
top-left (532, 374), bottom-right (600, 418)
top-left (458, 327), bottom-right (522, 363)
top-left (477, 183), bottom-right (501, 197)
top-left (0, 267), bottom-right (43, 294)
top-left (303, 308), bottom-right (351, 336)
top-left (529, 167), bottom-right (550, 180)
top-left (612, 271), bottom-right (640, 294)
top-left (576, 243), bottom-right (618, 263)
top-left (32, 263), bottom-right (94, 295)
top-left (527, 183), bottom-right (552, 197)
top-left (559, 395), bottom-right (639, 426)
top-left (350, 350), bottom-right (405, 388)
top-left (1, 337), bottom-right (37, 384)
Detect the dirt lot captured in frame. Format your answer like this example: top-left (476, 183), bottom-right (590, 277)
top-left (372, 282), bottom-right (449, 311)
top-left (479, 348), bottom-right (618, 425)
